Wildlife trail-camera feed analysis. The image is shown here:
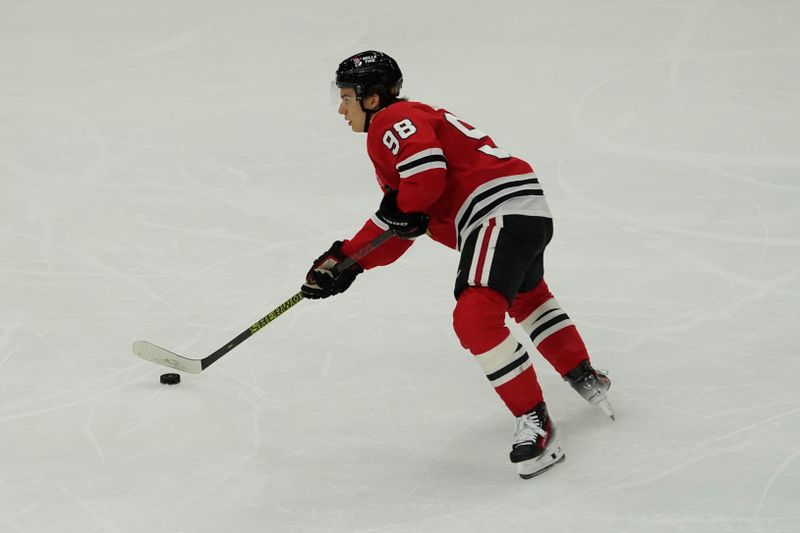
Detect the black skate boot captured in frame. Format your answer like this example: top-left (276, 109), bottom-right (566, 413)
top-left (509, 402), bottom-right (565, 479)
top-left (564, 359), bottom-right (615, 420)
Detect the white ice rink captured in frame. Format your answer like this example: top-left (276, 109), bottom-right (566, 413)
top-left (2, 1), bottom-right (799, 531)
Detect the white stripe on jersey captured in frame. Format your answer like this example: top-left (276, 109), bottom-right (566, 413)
top-left (396, 148), bottom-right (447, 179)
top-left (454, 173), bottom-right (551, 250)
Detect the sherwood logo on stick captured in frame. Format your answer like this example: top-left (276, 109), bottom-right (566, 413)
top-left (131, 229), bottom-right (393, 374)
top-left (250, 293), bottom-right (304, 333)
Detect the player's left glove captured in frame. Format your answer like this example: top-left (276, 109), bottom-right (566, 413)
top-left (301, 241), bottom-right (363, 299)
top-left (376, 189), bottom-right (429, 239)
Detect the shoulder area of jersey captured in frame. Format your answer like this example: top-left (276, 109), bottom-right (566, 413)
top-left (371, 100), bottom-right (436, 127)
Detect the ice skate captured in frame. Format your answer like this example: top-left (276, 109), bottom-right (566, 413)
top-left (564, 359), bottom-right (615, 420)
top-left (509, 402), bottom-right (566, 479)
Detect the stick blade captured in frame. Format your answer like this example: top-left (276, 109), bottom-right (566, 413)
top-left (132, 341), bottom-right (203, 374)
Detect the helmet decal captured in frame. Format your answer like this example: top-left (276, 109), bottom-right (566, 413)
top-left (335, 50), bottom-right (403, 101)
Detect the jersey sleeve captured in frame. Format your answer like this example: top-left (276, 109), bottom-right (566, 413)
top-left (340, 215), bottom-right (414, 269)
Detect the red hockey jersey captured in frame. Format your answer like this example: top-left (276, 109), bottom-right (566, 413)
top-left (340, 101), bottom-right (551, 268)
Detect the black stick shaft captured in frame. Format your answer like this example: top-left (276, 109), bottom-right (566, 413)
top-left (333, 228), bottom-right (393, 273)
top-left (199, 229), bottom-right (393, 370)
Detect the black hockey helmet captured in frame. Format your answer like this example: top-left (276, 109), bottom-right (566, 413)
top-left (335, 50), bottom-right (403, 105)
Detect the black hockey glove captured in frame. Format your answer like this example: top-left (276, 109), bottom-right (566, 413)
top-left (301, 241), bottom-right (363, 299)
top-left (376, 189), bottom-right (429, 239)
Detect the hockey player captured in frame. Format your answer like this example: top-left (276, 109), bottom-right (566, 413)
top-left (301, 50), bottom-right (613, 479)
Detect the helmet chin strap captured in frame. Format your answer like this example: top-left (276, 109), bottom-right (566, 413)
top-left (363, 110), bottom-right (373, 132)
top-left (358, 97), bottom-right (374, 132)
top-left (356, 87), bottom-right (380, 132)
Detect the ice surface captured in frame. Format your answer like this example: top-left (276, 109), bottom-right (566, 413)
top-left (1, 1), bottom-right (799, 531)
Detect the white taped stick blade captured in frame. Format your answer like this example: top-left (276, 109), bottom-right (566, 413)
top-left (132, 341), bottom-right (203, 374)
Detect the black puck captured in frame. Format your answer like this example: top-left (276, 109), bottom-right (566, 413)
top-left (160, 373), bottom-right (181, 385)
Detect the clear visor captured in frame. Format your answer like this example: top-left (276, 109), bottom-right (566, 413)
top-left (330, 80), bottom-right (359, 105)
top-left (329, 80), bottom-right (338, 105)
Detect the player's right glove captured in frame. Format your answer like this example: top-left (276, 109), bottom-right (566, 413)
top-left (301, 241), bottom-right (363, 299)
top-left (376, 189), bottom-right (430, 239)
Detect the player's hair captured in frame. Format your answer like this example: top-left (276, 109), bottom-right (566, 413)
top-left (362, 84), bottom-right (408, 107)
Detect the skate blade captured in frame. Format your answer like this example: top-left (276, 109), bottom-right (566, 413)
top-left (518, 452), bottom-right (565, 479)
top-left (517, 442), bottom-right (566, 479)
top-left (597, 398), bottom-right (615, 421)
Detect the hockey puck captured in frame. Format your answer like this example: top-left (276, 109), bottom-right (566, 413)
top-left (160, 373), bottom-right (181, 385)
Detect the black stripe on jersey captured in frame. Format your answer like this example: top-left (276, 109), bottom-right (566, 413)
top-left (458, 188), bottom-right (543, 248)
top-left (529, 313), bottom-right (570, 342)
top-left (457, 178), bottom-right (541, 237)
top-left (486, 349), bottom-right (529, 383)
top-left (397, 154), bottom-right (447, 174)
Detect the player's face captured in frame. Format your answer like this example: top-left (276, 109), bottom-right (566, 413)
top-left (337, 88), bottom-right (379, 133)
top-left (338, 88), bottom-right (366, 132)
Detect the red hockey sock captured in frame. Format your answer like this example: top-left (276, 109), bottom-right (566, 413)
top-left (453, 287), bottom-right (544, 416)
top-left (509, 280), bottom-right (589, 376)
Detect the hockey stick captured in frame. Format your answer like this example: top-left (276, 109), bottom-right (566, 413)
top-left (132, 229), bottom-right (394, 374)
